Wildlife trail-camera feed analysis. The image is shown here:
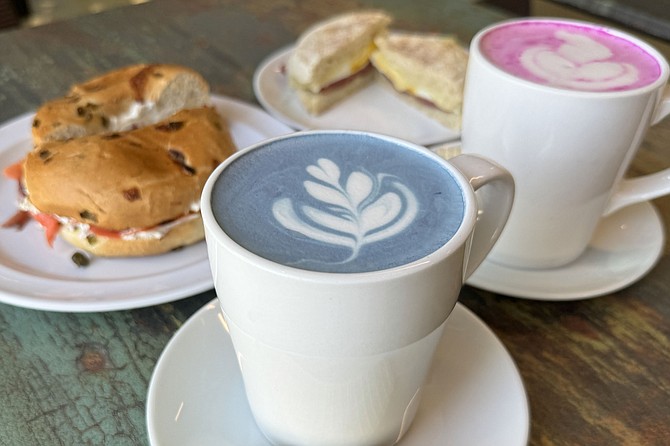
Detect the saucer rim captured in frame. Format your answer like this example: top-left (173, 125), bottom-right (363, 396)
top-left (145, 299), bottom-right (530, 446)
top-left (466, 200), bottom-right (665, 300)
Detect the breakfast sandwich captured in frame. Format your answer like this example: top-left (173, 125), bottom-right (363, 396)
top-left (3, 64), bottom-right (237, 257)
top-left (371, 31), bottom-right (468, 129)
top-left (287, 10), bottom-right (392, 115)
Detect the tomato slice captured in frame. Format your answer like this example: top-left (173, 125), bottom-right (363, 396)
top-left (32, 213), bottom-right (61, 247)
top-left (3, 160), bottom-right (23, 181)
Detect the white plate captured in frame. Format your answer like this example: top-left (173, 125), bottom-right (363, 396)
top-left (0, 95), bottom-right (293, 312)
top-left (253, 46), bottom-right (461, 146)
top-left (146, 299), bottom-right (529, 446)
top-left (467, 201), bottom-right (665, 300)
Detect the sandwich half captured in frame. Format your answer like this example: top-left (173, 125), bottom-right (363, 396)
top-left (6, 107), bottom-right (236, 257)
top-left (2, 64), bottom-right (235, 258)
top-left (32, 63), bottom-right (211, 146)
top-left (287, 10), bottom-right (392, 115)
top-left (371, 31), bottom-right (468, 129)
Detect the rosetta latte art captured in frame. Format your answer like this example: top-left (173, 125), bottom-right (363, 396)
top-left (520, 30), bottom-right (639, 90)
top-left (272, 158), bottom-right (418, 263)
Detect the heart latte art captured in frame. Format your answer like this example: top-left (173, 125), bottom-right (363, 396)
top-left (480, 20), bottom-right (661, 92)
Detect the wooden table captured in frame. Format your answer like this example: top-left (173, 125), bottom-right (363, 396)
top-left (1, 1), bottom-right (668, 445)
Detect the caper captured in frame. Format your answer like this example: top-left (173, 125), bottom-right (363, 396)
top-left (71, 251), bottom-right (90, 267)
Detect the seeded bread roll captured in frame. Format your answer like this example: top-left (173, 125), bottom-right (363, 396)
top-left (22, 107), bottom-right (236, 256)
top-left (32, 64), bottom-right (210, 146)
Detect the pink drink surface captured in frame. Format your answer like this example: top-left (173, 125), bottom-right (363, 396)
top-left (480, 20), bottom-right (662, 92)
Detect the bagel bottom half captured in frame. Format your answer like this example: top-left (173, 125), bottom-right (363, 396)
top-left (59, 215), bottom-right (205, 257)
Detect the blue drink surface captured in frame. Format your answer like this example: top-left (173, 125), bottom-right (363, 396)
top-left (212, 133), bottom-right (465, 273)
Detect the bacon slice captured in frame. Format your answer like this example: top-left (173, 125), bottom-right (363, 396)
top-left (318, 63), bottom-right (375, 94)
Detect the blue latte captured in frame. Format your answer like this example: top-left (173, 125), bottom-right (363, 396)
top-left (211, 133), bottom-right (464, 273)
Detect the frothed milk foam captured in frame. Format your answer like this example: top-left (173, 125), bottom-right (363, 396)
top-left (211, 133), bottom-right (465, 273)
top-left (480, 20), bottom-right (661, 91)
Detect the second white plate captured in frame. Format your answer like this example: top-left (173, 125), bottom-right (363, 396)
top-left (253, 46), bottom-right (461, 146)
top-left (0, 95), bottom-right (293, 312)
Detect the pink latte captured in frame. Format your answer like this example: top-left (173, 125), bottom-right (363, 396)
top-left (480, 20), bottom-right (662, 92)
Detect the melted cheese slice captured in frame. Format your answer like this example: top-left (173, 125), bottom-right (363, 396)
top-left (371, 52), bottom-right (432, 101)
top-left (317, 42), bottom-right (377, 92)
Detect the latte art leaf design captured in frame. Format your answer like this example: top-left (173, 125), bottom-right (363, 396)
top-left (272, 158), bottom-right (418, 263)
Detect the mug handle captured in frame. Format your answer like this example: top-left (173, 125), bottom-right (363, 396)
top-left (449, 154), bottom-right (515, 279)
top-left (604, 86), bottom-right (670, 216)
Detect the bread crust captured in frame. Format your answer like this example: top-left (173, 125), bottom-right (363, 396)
top-left (32, 64), bottom-right (210, 145)
top-left (287, 10), bottom-right (391, 115)
top-left (288, 10), bottom-right (391, 91)
top-left (24, 107), bottom-right (236, 231)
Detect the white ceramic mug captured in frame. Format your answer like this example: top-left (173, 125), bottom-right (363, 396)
top-left (461, 18), bottom-right (670, 269)
top-left (201, 131), bottom-right (513, 445)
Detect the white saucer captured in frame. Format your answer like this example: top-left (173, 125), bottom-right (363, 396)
top-left (252, 46), bottom-right (460, 146)
top-left (146, 300), bottom-right (529, 446)
top-left (467, 201), bottom-right (665, 300)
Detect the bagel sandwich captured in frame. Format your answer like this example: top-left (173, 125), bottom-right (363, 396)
top-left (287, 10), bottom-right (392, 115)
top-left (32, 63), bottom-right (211, 146)
top-left (370, 31), bottom-right (468, 129)
top-left (5, 107), bottom-right (236, 257)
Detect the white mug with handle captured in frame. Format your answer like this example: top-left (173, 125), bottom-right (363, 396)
top-left (201, 130), bottom-right (514, 445)
top-left (461, 17), bottom-right (670, 269)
